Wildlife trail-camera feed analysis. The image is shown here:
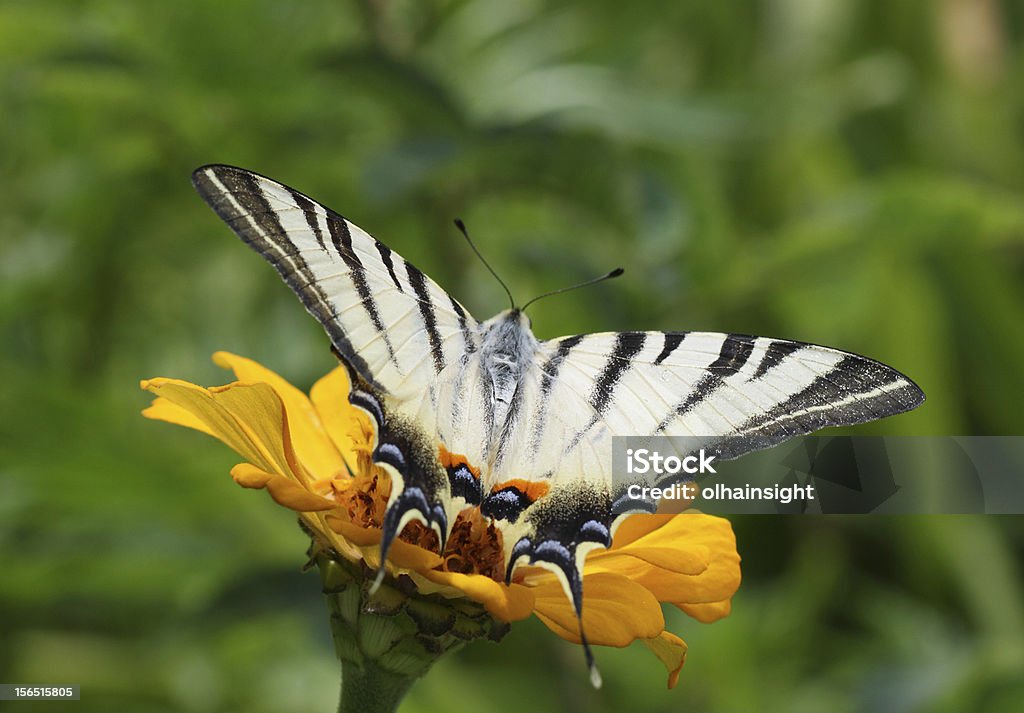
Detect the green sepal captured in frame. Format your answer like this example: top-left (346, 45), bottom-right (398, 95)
top-left (376, 636), bottom-right (448, 678)
top-left (330, 581), bottom-right (362, 625)
top-left (320, 556), bottom-right (356, 593)
top-left (450, 613), bottom-right (487, 640)
top-left (362, 580), bottom-right (409, 616)
top-left (329, 613), bottom-right (364, 666)
top-left (405, 597), bottom-right (456, 637)
top-left (357, 613), bottom-right (407, 659)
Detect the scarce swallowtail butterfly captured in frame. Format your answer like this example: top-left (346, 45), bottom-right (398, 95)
top-left (192, 165), bottom-right (925, 684)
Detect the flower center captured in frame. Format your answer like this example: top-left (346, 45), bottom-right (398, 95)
top-left (334, 451), bottom-right (506, 582)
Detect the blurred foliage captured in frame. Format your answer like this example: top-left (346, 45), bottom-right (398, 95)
top-left (2, 0), bottom-right (1023, 711)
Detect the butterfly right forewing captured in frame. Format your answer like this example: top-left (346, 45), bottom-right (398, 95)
top-left (192, 164), bottom-right (481, 403)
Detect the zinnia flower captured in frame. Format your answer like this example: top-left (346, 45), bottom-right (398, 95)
top-left (141, 351), bottom-right (741, 693)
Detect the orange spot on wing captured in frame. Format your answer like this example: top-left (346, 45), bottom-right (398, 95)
top-left (438, 444), bottom-right (480, 478)
top-left (492, 479), bottom-right (551, 503)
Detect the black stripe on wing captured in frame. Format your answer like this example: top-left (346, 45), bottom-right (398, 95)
top-left (653, 332), bottom-right (686, 365)
top-left (448, 294), bottom-right (476, 355)
top-left (405, 263), bottom-right (447, 374)
top-left (654, 334), bottom-right (756, 433)
top-left (373, 241), bottom-right (405, 293)
top-left (324, 213), bottom-right (399, 365)
top-left (751, 339), bottom-right (803, 379)
top-left (566, 332), bottom-right (649, 450)
top-left (289, 189), bottom-right (329, 253)
top-left (192, 165), bottom-right (382, 388)
top-left (529, 334), bottom-right (586, 450)
top-left (591, 332), bottom-right (648, 414)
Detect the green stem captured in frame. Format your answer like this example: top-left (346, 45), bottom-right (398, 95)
top-left (337, 660), bottom-right (416, 713)
top-left (315, 548), bottom-right (507, 712)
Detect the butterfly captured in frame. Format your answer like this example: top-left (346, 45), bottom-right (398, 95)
top-left (192, 165), bottom-right (925, 680)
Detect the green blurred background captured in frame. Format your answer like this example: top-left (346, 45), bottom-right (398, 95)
top-left (2, 1), bottom-right (1023, 711)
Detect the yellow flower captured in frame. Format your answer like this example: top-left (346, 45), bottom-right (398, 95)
top-left (141, 352), bottom-right (741, 688)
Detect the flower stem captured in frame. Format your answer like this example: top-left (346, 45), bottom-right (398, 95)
top-left (337, 660), bottom-right (416, 713)
top-left (314, 545), bottom-right (508, 713)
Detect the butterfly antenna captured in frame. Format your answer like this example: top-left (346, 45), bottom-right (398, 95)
top-left (454, 218), bottom-right (516, 310)
top-left (521, 268), bottom-right (624, 312)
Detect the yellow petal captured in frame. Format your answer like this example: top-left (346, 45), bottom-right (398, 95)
top-left (587, 561), bottom-right (738, 620)
top-left (613, 513), bottom-right (731, 554)
top-left (590, 513), bottom-right (741, 620)
top-left (142, 396), bottom-right (214, 437)
top-left (140, 378), bottom-right (288, 474)
top-left (667, 544), bottom-right (741, 604)
top-left (656, 517), bottom-right (740, 606)
top-left (531, 571), bottom-right (664, 647)
top-left (588, 545), bottom-right (709, 577)
top-left (230, 463), bottom-right (338, 512)
top-left (305, 512), bottom-right (366, 563)
top-left (310, 365), bottom-right (374, 465)
top-left (420, 570), bottom-right (536, 623)
top-left (214, 352), bottom-right (345, 480)
top-left (611, 513), bottom-right (677, 548)
top-left (642, 630), bottom-right (688, 689)
top-left (676, 599), bottom-right (732, 623)
top-left (614, 514), bottom-right (739, 588)
top-left (325, 516), bottom-right (445, 571)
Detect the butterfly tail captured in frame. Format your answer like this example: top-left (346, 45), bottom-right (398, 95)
top-left (502, 486), bottom-right (614, 688)
top-left (569, 562), bottom-right (603, 689)
top-left (342, 373), bottom-right (453, 592)
top-left (371, 483), bottom-right (450, 593)
top-left (526, 538), bottom-right (606, 689)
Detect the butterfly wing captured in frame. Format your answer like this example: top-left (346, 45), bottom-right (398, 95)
top-left (486, 330), bottom-right (923, 654)
top-left (192, 165), bottom-right (480, 401)
top-left (193, 165), bottom-right (925, 682)
top-left (529, 330), bottom-right (925, 462)
top-left (192, 165), bottom-right (485, 568)
top-left (495, 329), bottom-right (925, 537)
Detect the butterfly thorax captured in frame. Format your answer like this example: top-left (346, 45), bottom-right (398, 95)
top-left (479, 309), bottom-right (539, 438)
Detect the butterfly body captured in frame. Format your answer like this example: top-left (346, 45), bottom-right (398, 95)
top-left (476, 308), bottom-right (539, 449)
top-left (192, 164), bottom-right (925, 681)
